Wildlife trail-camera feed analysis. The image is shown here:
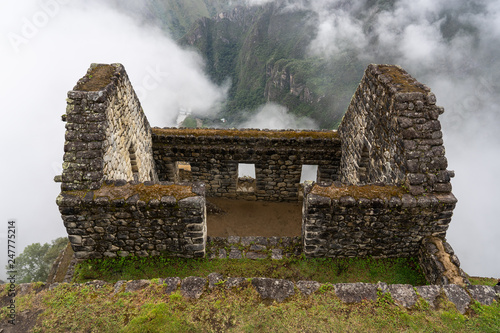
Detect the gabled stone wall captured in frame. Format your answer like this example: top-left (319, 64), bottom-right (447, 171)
top-left (62, 63), bottom-right (157, 191)
top-left (339, 64), bottom-right (452, 196)
top-left (152, 128), bottom-right (341, 201)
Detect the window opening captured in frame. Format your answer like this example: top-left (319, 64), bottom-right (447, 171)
top-left (237, 163), bottom-right (256, 192)
top-left (176, 161), bottom-right (192, 182)
top-left (300, 165), bottom-right (318, 183)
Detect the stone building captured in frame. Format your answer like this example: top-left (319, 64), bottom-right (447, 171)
top-left (56, 63), bottom-right (467, 285)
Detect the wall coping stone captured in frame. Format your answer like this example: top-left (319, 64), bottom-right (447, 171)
top-left (57, 180), bottom-right (202, 205)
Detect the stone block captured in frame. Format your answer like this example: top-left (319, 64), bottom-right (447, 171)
top-left (228, 236), bottom-right (240, 244)
top-left (334, 283), bottom-right (377, 303)
top-left (181, 276), bottom-right (206, 299)
top-left (125, 279), bottom-right (151, 292)
top-left (225, 277), bottom-right (249, 289)
top-left (387, 284), bottom-right (417, 308)
top-left (161, 277), bottom-right (181, 294)
top-left (296, 280), bottom-right (321, 296)
top-left (251, 278), bottom-right (295, 302)
top-left (228, 248), bottom-right (242, 259)
top-left (271, 249), bottom-right (283, 260)
top-left (68, 235), bottom-right (82, 245)
top-left (207, 273), bottom-right (223, 289)
top-left (443, 285), bottom-right (470, 314)
top-left (246, 252), bottom-right (267, 259)
top-left (415, 285), bottom-right (441, 308)
top-left (468, 285), bottom-right (498, 305)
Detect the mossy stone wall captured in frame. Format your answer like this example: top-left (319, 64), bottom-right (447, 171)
top-left (339, 64), bottom-right (453, 196)
top-left (152, 128), bottom-right (341, 201)
top-left (302, 183), bottom-right (457, 258)
top-left (62, 63), bottom-right (157, 191)
top-left (57, 181), bottom-right (206, 260)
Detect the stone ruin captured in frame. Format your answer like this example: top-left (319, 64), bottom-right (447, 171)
top-left (56, 63), bottom-right (468, 286)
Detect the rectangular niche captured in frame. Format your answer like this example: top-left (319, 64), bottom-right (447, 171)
top-left (176, 161), bottom-right (192, 182)
top-left (128, 144), bottom-right (139, 181)
top-left (300, 165), bottom-right (318, 183)
top-left (237, 163), bottom-right (256, 192)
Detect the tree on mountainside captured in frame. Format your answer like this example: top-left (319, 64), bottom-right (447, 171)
top-left (7, 237), bottom-right (67, 283)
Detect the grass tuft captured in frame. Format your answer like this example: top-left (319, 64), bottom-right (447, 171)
top-left (72, 255), bottom-right (427, 286)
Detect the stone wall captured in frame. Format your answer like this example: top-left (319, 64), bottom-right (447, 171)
top-left (152, 128), bottom-right (341, 201)
top-left (62, 63), bottom-right (157, 191)
top-left (339, 64), bottom-right (453, 196)
top-left (302, 183), bottom-right (457, 258)
top-left (57, 180), bottom-right (206, 260)
top-left (418, 236), bottom-right (469, 286)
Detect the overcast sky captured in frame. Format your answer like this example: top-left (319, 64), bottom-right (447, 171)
top-left (1, 0), bottom-right (499, 279)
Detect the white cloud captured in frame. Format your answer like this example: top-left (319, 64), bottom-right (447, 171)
top-left (239, 103), bottom-right (318, 129)
top-left (244, 0), bottom-right (274, 6)
top-left (0, 0), bottom-right (227, 279)
top-left (309, 12), bottom-right (367, 56)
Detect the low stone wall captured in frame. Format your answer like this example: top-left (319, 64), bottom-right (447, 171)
top-left (339, 64), bottom-right (452, 196)
top-left (302, 183), bottom-right (457, 258)
top-left (418, 236), bottom-right (469, 286)
top-left (57, 180), bottom-right (207, 259)
top-left (62, 63), bottom-right (157, 191)
top-left (19, 278), bottom-right (498, 313)
top-left (152, 128), bottom-right (341, 201)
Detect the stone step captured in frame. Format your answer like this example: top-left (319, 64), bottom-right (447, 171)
top-left (206, 236), bottom-right (302, 260)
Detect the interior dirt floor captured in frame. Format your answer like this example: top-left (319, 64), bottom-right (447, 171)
top-left (206, 198), bottom-right (302, 237)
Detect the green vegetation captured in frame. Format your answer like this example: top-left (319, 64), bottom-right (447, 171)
top-left (468, 276), bottom-right (499, 286)
top-left (145, 0), bottom-right (234, 39)
top-left (2, 282), bottom-right (499, 332)
top-left (181, 116), bottom-right (198, 128)
top-left (73, 256), bottom-right (426, 286)
top-left (6, 237), bottom-right (67, 283)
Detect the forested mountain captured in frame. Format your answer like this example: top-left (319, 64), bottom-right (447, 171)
top-left (179, 2), bottom-right (361, 128)
top-left (106, 0), bottom-right (234, 39)
top-left (123, 0), bottom-right (492, 130)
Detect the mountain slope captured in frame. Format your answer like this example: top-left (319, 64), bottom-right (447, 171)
top-left (181, 3), bottom-right (363, 128)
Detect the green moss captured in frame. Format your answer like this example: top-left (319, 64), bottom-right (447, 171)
top-left (377, 65), bottom-right (427, 93)
top-left (75, 64), bottom-right (116, 92)
top-left (72, 256), bottom-right (426, 286)
top-left (64, 183), bottom-right (197, 202)
top-left (152, 127), bottom-right (339, 140)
